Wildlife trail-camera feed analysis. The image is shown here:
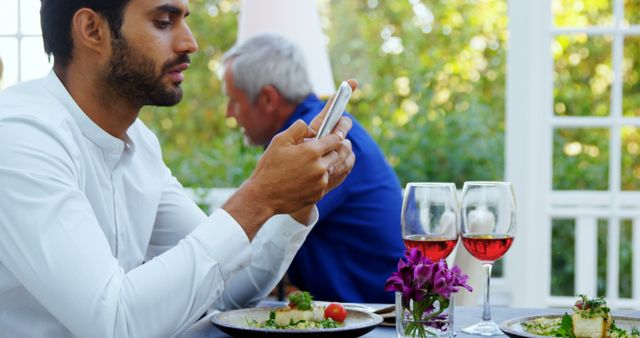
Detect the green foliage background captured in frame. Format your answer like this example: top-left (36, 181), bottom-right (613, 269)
top-left (139, 0), bottom-right (507, 188)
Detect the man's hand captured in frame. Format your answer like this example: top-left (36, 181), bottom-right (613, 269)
top-left (223, 120), bottom-right (344, 239)
top-left (223, 79), bottom-right (358, 239)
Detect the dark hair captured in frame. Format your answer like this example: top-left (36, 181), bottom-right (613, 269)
top-left (40, 0), bottom-right (131, 68)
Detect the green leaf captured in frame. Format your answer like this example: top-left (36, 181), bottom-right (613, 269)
top-left (288, 291), bottom-right (313, 310)
top-left (550, 313), bottom-right (575, 338)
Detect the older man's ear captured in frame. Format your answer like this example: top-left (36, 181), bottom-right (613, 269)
top-left (257, 85), bottom-right (282, 115)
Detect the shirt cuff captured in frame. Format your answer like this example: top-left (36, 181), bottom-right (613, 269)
top-left (188, 209), bottom-right (252, 281)
top-left (252, 206), bottom-right (319, 254)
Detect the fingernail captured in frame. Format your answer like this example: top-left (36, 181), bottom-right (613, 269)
top-left (329, 166), bottom-right (335, 174)
top-left (337, 131), bottom-right (345, 140)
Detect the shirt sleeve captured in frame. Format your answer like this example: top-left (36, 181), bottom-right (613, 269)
top-left (0, 117), bottom-right (249, 337)
top-left (212, 209), bottom-right (318, 310)
top-left (144, 174), bottom-right (208, 260)
top-left (148, 174), bottom-right (317, 307)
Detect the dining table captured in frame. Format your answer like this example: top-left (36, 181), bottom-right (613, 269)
top-left (181, 304), bottom-right (640, 337)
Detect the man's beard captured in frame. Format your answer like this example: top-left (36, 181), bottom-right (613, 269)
top-left (103, 35), bottom-right (189, 107)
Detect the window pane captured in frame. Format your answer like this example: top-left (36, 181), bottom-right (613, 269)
top-left (619, 219), bottom-right (633, 298)
top-left (623, 37), bottom-right (640, 117)
top-left (597, 219), bottom-right (607, 297)
top-left (553, 128), bottom-right (609, 190)
top-left (0, 0), bottom-right (18, 34)
top-left (621, 126), bottom-right (640, 190)
top-left (625, 0), bottom-right (640, 25)
top-left (552, 0), bottom-right (613, 27)
top-left (20, 0), bottom-right (42, 35)
top-left (554, 35), bottom-right (612, 117)
top-left (551, 218), bottom-right (575, 296)
top-left (0, 38), bottom-right (19, 89)
top-left (20, 37), bottom-right (51, 82)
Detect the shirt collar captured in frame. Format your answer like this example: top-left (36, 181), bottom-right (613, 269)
top-left (279, 94), bottom-right (322, 134)
top-left (43, 70), bottom-right (129, 155)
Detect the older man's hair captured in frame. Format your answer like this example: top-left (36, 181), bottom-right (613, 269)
top-left (223, 33), bottom-right (313, 104)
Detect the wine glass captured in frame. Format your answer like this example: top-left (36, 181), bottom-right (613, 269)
top-left (459, 181), bottom-right (516, 336)
top-left (401, 182), bottom-right (459, 261)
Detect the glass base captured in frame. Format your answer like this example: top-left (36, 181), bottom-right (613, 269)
top-left (461, 320), bottom-right (503, 336)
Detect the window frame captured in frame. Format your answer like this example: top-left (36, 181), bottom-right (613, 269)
top-left (0, 0), bottom-right (49, 87)
top-left (506, 0), bottom-right (640, 308)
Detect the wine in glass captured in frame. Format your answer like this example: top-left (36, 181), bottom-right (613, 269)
top-left (459, 181), bottom-right (516, 336)
top-left (401, 182), bottom-right (459, 261)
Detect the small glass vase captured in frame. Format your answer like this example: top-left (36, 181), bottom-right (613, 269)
top-left (395, 291), bottom-right (453, 338)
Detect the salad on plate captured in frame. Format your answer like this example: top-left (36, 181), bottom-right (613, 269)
top-left (246, 291), bottom-right (348, 330)
top-left (520, 295), bottom-right (639, 338)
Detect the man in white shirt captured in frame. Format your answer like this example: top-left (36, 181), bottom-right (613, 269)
top-left (0, 0), bottom-right (355, 337)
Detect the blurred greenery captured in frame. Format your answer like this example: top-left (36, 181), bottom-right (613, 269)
top-left (553, 128), bottom-right (609, 190)
top-left (624, 37), bottom-right (640, 117)
top-left (551, 219), bottom-right (576, 296)
top-left (553, 0), bottom-right (613, 27)
top-left (133, 0), bottom-right (638, 299)
top-left (597, 219), bottom-right (607, 297)
top-left (625, 0), bottom-right (640, 25)
top-left (621, 127), bottom-right (640, 190)
top-left (620, 220), bottom-right (633, 298)
top-left (554, 35), bottom-right (612, 117)
top-left (139, 0), bottom-right (507, 188)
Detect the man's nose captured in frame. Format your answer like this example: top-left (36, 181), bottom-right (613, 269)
top-left (176, 22), bottom-right (199, 55)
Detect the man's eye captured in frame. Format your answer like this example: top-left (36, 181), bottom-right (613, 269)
top-left (155, 20), bottom-right (171, 29)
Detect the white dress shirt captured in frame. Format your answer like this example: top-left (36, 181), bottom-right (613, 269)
top-left (0, 71), bottom-right (316, 338)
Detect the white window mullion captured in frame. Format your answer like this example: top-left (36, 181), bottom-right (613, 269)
top-left (550, 116), bottom-right (640, 127)
top-left (505, 0), bottom-right (551, 307)
top-left (610, 0), bottom-right (624, 195)
top-left (575, 216), bottom-right (598, 296)
top-left (553, 26), bottom-right (640, 35)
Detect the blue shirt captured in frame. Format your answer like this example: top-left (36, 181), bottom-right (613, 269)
top-left (279, 94), bottom-right (405, 303)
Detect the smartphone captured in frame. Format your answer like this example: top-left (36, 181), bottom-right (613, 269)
top-left (315, 81), bottom-right (353, 140)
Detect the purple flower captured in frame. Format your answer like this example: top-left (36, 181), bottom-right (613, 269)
top-left (387, 249), bottom-right (472, 338)
top-left (385, 249), bottom-right (473, 302)
top-left (450, 265), bottom-right (473, 293)
top-left (413, 263), bottom-right (434, 292)
top-left (405, 248), bottom-right (424, 266)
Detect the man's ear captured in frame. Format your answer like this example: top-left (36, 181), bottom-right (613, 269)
top-left (71, 8), bottom-right (111, 57)
top-left (257, 85), bottom-right (282, 115)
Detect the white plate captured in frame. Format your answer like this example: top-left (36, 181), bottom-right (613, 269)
top-left (210, 307), bottom-right (383, 337)
top-left (500, 314), bottom-right (640, 338)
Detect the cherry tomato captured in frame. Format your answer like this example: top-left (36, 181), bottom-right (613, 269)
top-left (324, 303), bottom-right (348, 322)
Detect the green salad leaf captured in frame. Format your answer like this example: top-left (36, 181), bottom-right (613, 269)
top-left (288, 291), bottom-right (313, 310)
top-left (548, 313), bottom-right (575, 338)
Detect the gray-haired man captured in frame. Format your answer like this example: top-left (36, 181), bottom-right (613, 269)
top-left (223, 33), bottom-right (405, 303)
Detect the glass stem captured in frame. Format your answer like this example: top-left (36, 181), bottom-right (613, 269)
top-left (482, 263), bottom-right (492, 321)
